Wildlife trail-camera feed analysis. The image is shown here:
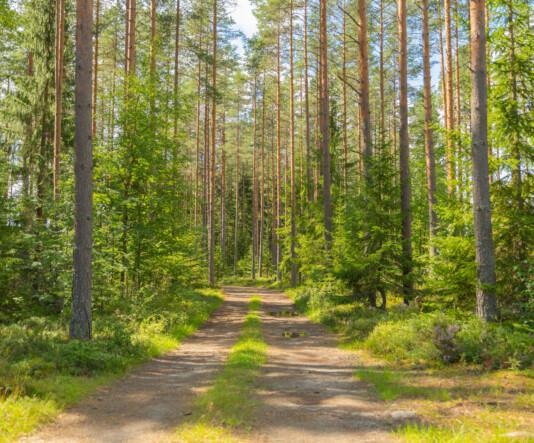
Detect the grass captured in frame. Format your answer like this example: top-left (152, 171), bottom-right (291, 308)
top-left (176, 296), bottom-right (267, 442)
top-left (0, 287), bottom-right (223, 443)
top-left (355, 369), bottom-right (451, 401)
top-left (353, 359), bottom-right (534, 442)
top-left (220, 276), bottom-right (275, 288)
top-left (287, 286), bottom-right (534, 443)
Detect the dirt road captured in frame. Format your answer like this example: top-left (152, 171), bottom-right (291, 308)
top-left (21, 287), bottom-right (402, 443)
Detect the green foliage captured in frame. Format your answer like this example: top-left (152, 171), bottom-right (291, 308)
top-left (292, 283), bottom-right (533, 370)
top-left (0, 288), bottom-right (222, 441)
top-left (333, 148), bottom-right (402, 306)
top-left (426, 235), bottom-right (476, 310)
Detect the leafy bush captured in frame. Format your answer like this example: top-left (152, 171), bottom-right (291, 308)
top-left (364, 314), bottom-right (443, 364)
top-left (0, 288), bottom-right (222, 398)
top-left (365, 313), bottom-right (533, 369)
top-left (292, 281), bottom-right (533, 369)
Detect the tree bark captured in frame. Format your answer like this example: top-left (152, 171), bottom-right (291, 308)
top-left (234, 92), bottom-right (241, 275)
top-left (71, 0), bottom-right (94, 340)
top-left (125, 0), bottom-right (136, 76)
top-left (359, 0), bottom-right (372, 179)
top-left (398, 0), bottom-right (413, 302)
top-left (91, 0), bottom-right (99, 138)
top-left (275, 22), bottom-right (282, 280)
top-left (342, 3), bottom-right (348, 192)
top-left (469, 0), bottom-right (497, 321)
top-left (173, 0), bottom-right (181, 140)
top-left (221, 110), bottom-right (226, 268)
top-left (445, 0), bottom-right (455, 196)
top-left (53, 0), bottom-right (65, 200)
top-left (319, 0), bottom-right (332, 245)
top-left (289, 0), bottom-right (298, 286)
top-left (303, 0), bottom-right (311, 202)
top-left (379, 0), bottom-right (385, 146)
top-left (422, 0), bottom-right (438, 256)
top-left (208, 0), bottom-right (217, 286)
top-left (252, 74), bottom-right (258, 280)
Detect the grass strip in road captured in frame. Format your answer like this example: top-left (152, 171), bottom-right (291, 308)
top-left (176, 296), bottom-right (266, 442)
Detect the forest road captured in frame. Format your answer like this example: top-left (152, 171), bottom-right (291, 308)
top-left (21, 286), bottom-right (406, 443)
top-left (21, 287), bottom-right (253, 443)
top-left (253, 287), bottom-right (400, 443)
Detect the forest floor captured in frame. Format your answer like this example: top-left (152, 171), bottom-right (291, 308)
top-left (16, 286), bottom-right (533, 443)
top-left (19, 287), bottom-right (408, 443)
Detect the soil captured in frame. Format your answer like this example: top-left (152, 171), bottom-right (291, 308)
top-left (253, 287), bottom-right (401, 443)
top-left (21, 287), bottom-right (407, 443)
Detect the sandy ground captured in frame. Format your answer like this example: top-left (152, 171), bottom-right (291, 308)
top-left (21, 286), bottom-right (407, 443)
top-left (21, 288), bottom-right (252, 443)
top-left (253, 287), bottom-right (400, 443)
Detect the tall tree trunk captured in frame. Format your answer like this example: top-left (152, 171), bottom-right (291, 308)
top-left (252, 75), bottom-right (258, 280)
top-left (379, 0), bottom-right (385, 146)
top-left (454, 0), bottom-right (463, 193)
top-left (359, 0), bottom-right (372, 178)
top-left (259, 79), bottom-right (266, 277)
top-left (234, 92), bottom-right (241, 275)
top-left (221, 110), bottom-right (226, 268)
top-left (398, 0), bottom-right (413, 302)
top-left (303, 0), bottom-right (311, 202)
top-left (91, 0), bottom-right (99, 138)
top-left (150, 0), bottom-right (156, 78)
top-left (149, 0), bottom-right (157, 115)
top-left (454, 0), bottom-right (461, 130)
top-left (173, 0), bottom-right (181, 139)
top-left (125, 0), bottom-right (136, 75)
top-left (437, 0), bottom-right (448, 160)
top-left (53, 0), bottom-right (65, 200)
top-left (445, 0), bottom-right (455, 196)
top-left (194, 45), bottom-right (202, 227)
top-left (208, 0), bottom-right (217, 286)
top-left (342, 3), bottom-right (348, 192)
top-left (71, 0), bottom-right (93, 340)
top-left (507, 1), bottom-right (522, 209)
top-left (422, 0), bottom-right (438, 256)
top-left (289, 0), bottom-right (298, 286)
top-left (275, 22), bottom-right (282, 280)
top-left (469, 0), bottom-right (497, 321)
top-left (319, 0), bottom-right (332, 245)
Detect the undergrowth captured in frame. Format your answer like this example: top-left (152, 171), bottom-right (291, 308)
top-left (0, 287), bottom-right (222, 443)
top-left (288, 284), bottom-right (533, 369)
top-left (288, 283), bottom-right (534, 442)
top-left (176, 296), bottom-right (266, 442)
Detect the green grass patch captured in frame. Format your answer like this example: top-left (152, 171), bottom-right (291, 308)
top-left (355, 369), bottom-right (451, 401)
top-left (398, 420), bottom-right (532, 443)
top-left (0, 287), bottom-right (223, 443)
top-left (176, 296), bottom-right (267, 441)
top-left (220, 276), bottom-right (275, 288)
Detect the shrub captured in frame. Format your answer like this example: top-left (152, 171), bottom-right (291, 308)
top-left (364, 312), bottom-right (533, 369)
top-left (364, 314), bottom-right (443, 364)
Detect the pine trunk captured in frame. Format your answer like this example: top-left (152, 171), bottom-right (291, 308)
top-left (289, 0), bottom-right (298, 286)
top-left (71, 0), bottom-right (94, 340)
top-left (319, 0), bottom-right (332, 245)
top-left (53, 0), bottom-right (65, 200)
top-left (469, 0), bottom-right (497, 321)
top-left (422, 0), bottom-right (438, 256)
top-left (398, 0), bottom-right (413, 302)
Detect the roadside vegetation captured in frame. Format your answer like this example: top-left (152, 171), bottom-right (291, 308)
top-left (0, 288), bottom-right (222, 443)
top-left (176, 296), bottom-right (266, 442)
top-left (288, 283), bottom-right (534, 442)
